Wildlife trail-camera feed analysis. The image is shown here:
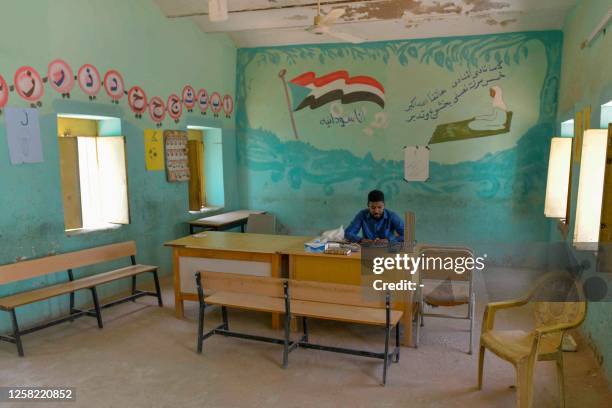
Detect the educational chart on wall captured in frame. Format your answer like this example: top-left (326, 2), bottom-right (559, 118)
top-left (4, 107), bottom-right (43, 164)
top-left (0, 60), bottom-right (234, 126)
top-left (163, 130), bottom-right (190, 182)
top-left (144, 129), bottom-right (165, 171)
top-left (404, 146), bottom-right (429, 182)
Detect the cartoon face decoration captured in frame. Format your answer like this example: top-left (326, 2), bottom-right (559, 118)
top-left (103, 70), bottom-right (125, 103)
top-left (197, 89), bottom-right (209, 115)
top-left (182, 85), bottom-right (196, 112)
top-left (210, 92), bottom-right (222, 117)
top-left (128, 86), bottom-right (147, 118)
top-left (149, 96), bottom-right (166, 126)
top-left (77, 64), bottom-right (101, 99)
top-left (167, 94), bottom-right (182, 122)
top-left (0, 74), bottom-right (8, 111)
top-left (47, 59), bottom-right (74, 97)
top-left (14, 66), bottom-right (45, 105)
top-left (222, 94), bottom-right (234, 118)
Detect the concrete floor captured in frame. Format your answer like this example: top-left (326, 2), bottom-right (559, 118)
top-left (1, 275), bottom-right (610, 408)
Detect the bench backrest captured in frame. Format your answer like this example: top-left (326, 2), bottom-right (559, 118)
top-left (199, 271), bottom-right (388, 309)
top-left (0, 241), bottom-right (137, 285)
top-left (199, 271), bottom-right (285, 298)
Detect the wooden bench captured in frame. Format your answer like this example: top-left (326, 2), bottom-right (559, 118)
top-left (0, 241), bottom-right (162, 356)
top-left (195, 271), bottom-right (402, 385)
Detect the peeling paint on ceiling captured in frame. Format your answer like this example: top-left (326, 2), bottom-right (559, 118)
top-left (153, 0), bottom-right (578, 47)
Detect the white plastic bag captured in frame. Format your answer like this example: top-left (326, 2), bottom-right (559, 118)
top-left (321, 225), bottom-right (345, 242)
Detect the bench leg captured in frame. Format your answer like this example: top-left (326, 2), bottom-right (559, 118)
top-left (382, 323), bottom-right (390, 386)
top-left (197, 302), bottom-right (205, 353)
top-left (131, 276), bottom-right (137, 302)
top-left (10, 309), bottom-right (24, 357)
top-left (152, 270), bottom-right (163, 307)
top-left (221, 306), bottom-right (229, 331)
top-left (302, 317), bottom-right (309, 342)
top-left (90, 288), bottom-right (104, 329)
top-left (282, 312), bottom-right (290, 369)
top-left (282, 281), bottom-right (291, 369)
top-left (394, 323), bottom-right (400, 363)
top-left (69, 292), bottom-right (76, 321)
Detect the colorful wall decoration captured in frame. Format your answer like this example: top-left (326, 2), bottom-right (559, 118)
top-left (0, 61), bottom-right (234, 123)
top-left (236, 31), bottom-right (562, 246)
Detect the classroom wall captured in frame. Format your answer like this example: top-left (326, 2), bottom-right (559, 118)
top-left (0, 0), bottom-right (237, 332)
top-left (236, 31), bottom-right (562, 256)
top-left (554, 0), bottom-right (612, 385)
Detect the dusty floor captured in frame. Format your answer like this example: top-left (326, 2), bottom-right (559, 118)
top-left (0, 273), bottom-right (610, 408)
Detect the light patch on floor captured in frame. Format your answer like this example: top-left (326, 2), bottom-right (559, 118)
top-left (0, 274), bottom-right (610, 408)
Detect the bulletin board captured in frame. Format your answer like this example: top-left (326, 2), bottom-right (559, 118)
top-left (164, 130), bottom-right (190, 182)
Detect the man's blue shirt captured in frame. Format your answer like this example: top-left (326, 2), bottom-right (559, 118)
top-left (344, 209), bottom-right (404, 243)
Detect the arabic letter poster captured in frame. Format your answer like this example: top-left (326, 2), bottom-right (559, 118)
top-left (4, 107), bottom-right (43, 165)
top-left (144, 129), bottom-right (165, 171)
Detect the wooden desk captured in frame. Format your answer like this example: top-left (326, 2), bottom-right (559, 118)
top-left (164, 232), bottom-right (308, 327)
top-left (281, 243), bottom-right (415, 347)
top-left (188, 210), bottom-right (265, 234)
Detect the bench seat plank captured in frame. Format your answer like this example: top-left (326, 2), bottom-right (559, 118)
top-left (292, 301), bottom-right (402, 327)
top-left (0, 264), bottom-right (157, 310)
top-left (204, 292), bottom-right (285, 314)
top-left (75, 264), bottom-right (157, 287)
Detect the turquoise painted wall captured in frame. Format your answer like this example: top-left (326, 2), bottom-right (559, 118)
top-left (555, 0), bottom-right (612, 385)
top-left (0, 0), bottom-right (237, 333)
top-left (236, 32), bottom-right (561, 252)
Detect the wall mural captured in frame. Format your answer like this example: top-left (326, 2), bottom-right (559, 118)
top-left (236, 31), bottom-right (562, 241)
top-left (0, 59), bottom-right (234, 125)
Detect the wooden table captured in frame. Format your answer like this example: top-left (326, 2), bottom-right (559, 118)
top-left (281, 243), bottom-right (415, 346)
top-left (188, 209), bottom-right (265, 234)
top-left (164, 232), bottom-right (309, 327)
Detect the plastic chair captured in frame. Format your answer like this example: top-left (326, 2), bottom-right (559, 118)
top-left (477, 272), bottom-right (587, 408)
top-left (414, 245), bottom-right (476, 354)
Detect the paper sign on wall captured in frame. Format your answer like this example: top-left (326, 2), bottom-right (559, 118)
top-left (144, 129), bottom-right (164, 171)
top-left (164, 130), bottom-right (190, 182)
top-left (404, 145), bottom-right (429, 181)
top-left (4, 107), bottom-right (43, 164)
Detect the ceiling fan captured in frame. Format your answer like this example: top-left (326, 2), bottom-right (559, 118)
top-left (306, 0), bottom-right (365, 43)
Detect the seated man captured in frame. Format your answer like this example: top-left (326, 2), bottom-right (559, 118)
top-left (345, 190), bottom-right (404, 245)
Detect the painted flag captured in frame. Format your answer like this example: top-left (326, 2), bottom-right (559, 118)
top-left (288, 70), bottom-right (385, 111)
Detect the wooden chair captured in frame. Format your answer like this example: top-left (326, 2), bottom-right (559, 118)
top-left (477, 272), bottom-right (587, 408)
top-left (245, 213), bottom-right (276, 234)
top-left (414, 246), bottom-right (476, 354)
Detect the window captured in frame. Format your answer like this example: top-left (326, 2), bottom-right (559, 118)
top-left (186, 126), bottom-right (224, 211)
top-left (602, 100), bottom-right (612, 129)
top-left (58, 115), bottom-right (129, 231)
top-left (544, 137), bottom-right (572, 218)
top-left (573, 128), bottom-right (609, 250)
top-left (560, 119), bottom-right (574, 137)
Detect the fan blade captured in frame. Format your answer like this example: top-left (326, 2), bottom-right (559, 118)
top-left (326, 30), bottom-right (365, 44)
top-left (320, 8), bottom-right (345, 26)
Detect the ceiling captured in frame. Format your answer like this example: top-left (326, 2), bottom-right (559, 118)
top-left (153, 0), bottom-right (577, 47)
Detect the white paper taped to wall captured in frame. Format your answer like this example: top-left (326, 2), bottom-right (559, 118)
top-left (404, 145), bottom-right (429, 181)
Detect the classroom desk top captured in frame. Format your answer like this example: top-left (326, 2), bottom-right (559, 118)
top-left (280, 242), bottom-right (362, 259)
top-left (188, 209), bottom-right (265, 228)
top-left (164, 231), bottom-right (311, 254)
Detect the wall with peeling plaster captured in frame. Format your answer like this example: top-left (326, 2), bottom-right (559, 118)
top-left (0, 0), bottom-right (238, 334)
top-left (236, 31), bottom-right (561, 257)
top-left (555, 0), bottom-right (612, 386)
